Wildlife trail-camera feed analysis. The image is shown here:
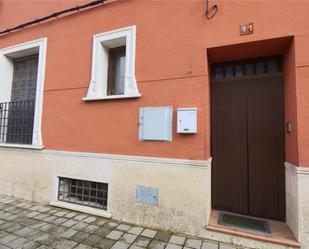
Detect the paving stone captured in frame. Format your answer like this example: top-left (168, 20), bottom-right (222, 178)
top-left (37, 245), bottom-right (52, 249)
top-left (29, 221), bottom-right (48, 229)
top-left (22, 240), bottom-right (41, 249)
top-left (165, 243), bottom-right (182, 249)
top-left (133, 236), bottom-right (151, 247)
top-left (155, 231), bottom-right (171, 243)
top-left (51, 226), bottom-right (67, 236)
top-left (0, 221), bottom-right (15, 230)
top-left (84, 234), bottom-right (104, 246)
top-left (52, 217), bottom-right (68, 225)
top-left (40, 223), bottom-right (58, 233)
top-left (74, 214), bottom-right (89, 221)
top-left (48, 209), bottom-right (59, 215)
top-left (0, 246), bottom-right (10, 249)
top-left (27, 211), bottom-right (40, 218)
top-left (5, 214), bottom-right (20, 221)
top-left (72, 222), bottom-right (89, 231)
top-left (25, 229), bottom-right (44, 240)
top-left (84, 224), bottom-right (100, 233)
top-left (0, 234), bottom-right (19, 244)
top-left (14, 226), bottom-right (33, 236)
top-left (35, 213), bottom-right (50, 220)
top-left (0, 231), bottom-right (9, 239)
top-left (94, 227), bottom-right (113, 237)
top-left (16, 202), bottom-right (28, 208)
top-left (62, 219), bottom-right (78, 228)
top-left (96, 238), bottom-right (116, 249)
top-left (9, 237), bottom-right (29, 249)
top-left (119, 233), bottom-right (138, 244)
top-left (59, 228), bottom-right (79, 239)
top-left (148, 240), bottom-right (167, 249)
top-left (44, 215), bottom-right (58, 223)
top-left (14, 216), bottom-right (39, 227)
top-left (53, 238), bottom-right (78, 249)
top-left (201, 241), bottom-right (219, 249)
top-left (140, 229), bottom-right (157, 238)
top-left (185, 238), bottom-right (202, 249)
top-left (0, 212), bottom-right (10, 220)
top-left (219, 244), bottom-right (236, 249)
top-left (30, 205), bottom-right (44, 211)
top-left (129, 245), bottom-right (144, 249)
top-left (65, 212), bottom-right (77, 219)
top-left (128, 227), bottom-right (144, 235)
top-left (23, 203), bottom-right (34, 209)
top-left (106, 230), bottom-right (124, 240)
top-left (38, 206), bottom-right (51, 213)
top-left (94, 218), bottom-right (108, 226)
top-left (71, 231), bottom-right (91, 243)
top-left (116, 224), bottom-right (131, 232)
top-left (111, 241), bottom-right (130, 249)
top-left (169, 235), bottom-right (186, 246)
top-left (75, 244), bottom-right (93, 249)
top-left (105, 222), bottom-right (119, 229)
top-left (33, 233), bottom-right (52, 243)
top-left (54, 211), bottom-right (68, 217)
top-left (4, 223), bottom-right (23, 233)
top-left (83, 216), bottom-right (97, 223)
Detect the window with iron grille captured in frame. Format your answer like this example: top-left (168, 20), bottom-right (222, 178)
top-left (58, 177), bottom-right (108, 210)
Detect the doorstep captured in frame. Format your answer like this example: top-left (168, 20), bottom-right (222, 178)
top-left (207, 210), bottom-right (301, 248)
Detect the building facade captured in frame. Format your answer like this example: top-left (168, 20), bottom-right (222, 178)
top-left (0, 0), bottom-right (308, 248)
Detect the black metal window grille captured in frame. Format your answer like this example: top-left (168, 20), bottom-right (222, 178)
top-left (212, 57), bottom-right (282, 80)
top-left (58, 177), bottom-right (108, 210)
top-left (0, 100), bottom-right (35, 145)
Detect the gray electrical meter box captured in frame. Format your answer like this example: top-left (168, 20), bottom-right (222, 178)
top-left (177, 108), bottom-right (197, 133)
top-left (139, 106), bottom-right (173, 141)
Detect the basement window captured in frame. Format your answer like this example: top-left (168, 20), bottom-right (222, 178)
top-left (83, 26), bottom-right (140, 101)
top-left (58, 177), bottom-right (108, 210)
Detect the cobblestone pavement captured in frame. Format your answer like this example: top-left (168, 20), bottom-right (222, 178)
top-left (0, 196), bottom-right (242, 249)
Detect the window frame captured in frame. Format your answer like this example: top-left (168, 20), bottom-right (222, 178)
top-left (83, 26), bottom-right (140, 101)
top-left (0, 38), bottom-right (47, 149)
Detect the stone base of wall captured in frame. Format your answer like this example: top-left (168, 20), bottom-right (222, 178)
top-left (286, 163), bottom-right (309, 249)
top-left (0, 148), bottom-right (211, 237)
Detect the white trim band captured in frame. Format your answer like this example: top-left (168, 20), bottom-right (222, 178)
top-left (285, 162), bottom-right (309, 175)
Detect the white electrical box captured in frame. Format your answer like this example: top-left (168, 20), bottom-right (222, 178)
top-left (139, 106), bottom-right (173, 141)
top-left (177, 108), bottom-right (197, 133)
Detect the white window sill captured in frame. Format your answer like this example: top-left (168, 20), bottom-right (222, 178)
top-left (83, 93), bottom-right (141, 101)
top-left (0, 143), bottom-right (44, 150)
top-left (50, 201), bottom-right (112, 219)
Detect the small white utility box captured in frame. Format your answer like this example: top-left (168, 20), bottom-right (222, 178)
top-left (139, 106), bottom-right (173, 141)
top-left (177, 108), bottom-right (197, 134)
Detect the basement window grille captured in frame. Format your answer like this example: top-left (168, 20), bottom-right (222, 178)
top-left (58, 177), bottom-right (108, 210)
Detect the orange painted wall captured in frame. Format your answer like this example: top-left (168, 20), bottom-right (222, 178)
top-left (0, 0), bottom-right (309, 165)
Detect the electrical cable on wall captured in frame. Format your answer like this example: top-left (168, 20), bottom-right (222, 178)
top-left (0, 0), bottom-right (105, 36)
top-left (205, 0), bottom-right (218, 20)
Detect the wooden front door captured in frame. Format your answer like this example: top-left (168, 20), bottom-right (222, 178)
top-left (211, 57), bottom-right (285, 221)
